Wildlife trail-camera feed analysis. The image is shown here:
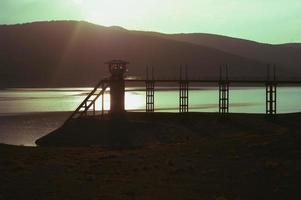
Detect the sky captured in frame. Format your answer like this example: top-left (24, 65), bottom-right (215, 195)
top-left (0, 0), bottom-right (300, 44)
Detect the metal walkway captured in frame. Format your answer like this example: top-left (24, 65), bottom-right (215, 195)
top-left (66, 65), bottom-right (301, 122)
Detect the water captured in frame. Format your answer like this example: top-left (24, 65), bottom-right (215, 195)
top-left (0, 87), bottom-right (301, 146)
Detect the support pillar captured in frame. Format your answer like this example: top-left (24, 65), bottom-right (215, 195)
top-left (266, 65), bottom-right (277, 115)
top-left (266, 83), bottom-right (277, 115)
top-left (146, 81), bottom-right (155, 112)
top-left (219, 65), bottom-right (230, 115)
top-left (93, 101), bottom-right (96, 116)
top-left (179, 81), bottom-right (189, 113)
top-left (146, 66), bottom-right (155, 113)
top-left (101, 83), bottom-right (105, 117)
top-left (219, 81), bottom-right (229, 114)
top-left (179, 65), bottom-right (189, 113)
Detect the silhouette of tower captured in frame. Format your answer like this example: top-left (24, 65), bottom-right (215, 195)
top-left (106, 60), bottom-right (129, 116)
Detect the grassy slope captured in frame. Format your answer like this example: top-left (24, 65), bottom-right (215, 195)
top-left (1, 113), bottom-right (301, 200)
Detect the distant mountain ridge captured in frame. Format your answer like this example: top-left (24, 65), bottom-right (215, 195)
top-left (167, 33), bottom-right (301, 75)
top-left (0, 21), bottom-right (300, 87)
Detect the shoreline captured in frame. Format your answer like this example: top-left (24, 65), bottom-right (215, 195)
top-left (0, 111), bottom-right (70, 146)
top-left (36, 112), bottom-right (301, 147)
top-left (1, 111), bottom-right (301, 147)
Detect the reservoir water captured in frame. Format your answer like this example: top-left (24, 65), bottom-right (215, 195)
top-left (0, 87), bottom-right (301, 146)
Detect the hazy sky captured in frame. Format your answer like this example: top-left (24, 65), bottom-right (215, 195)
top-left (0, 0), bottom-right (300, 44)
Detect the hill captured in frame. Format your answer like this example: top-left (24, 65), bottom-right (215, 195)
top-left (1, 21), bottom-right (300, 87)
top-left (0, 21), bottom-right (267, 87)
top-left (167, 33), bottom-right (301, 78)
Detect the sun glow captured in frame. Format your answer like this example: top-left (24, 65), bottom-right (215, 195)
top-left (94, 91), bottom-right (144, 111)
top-left (81, 0), bottom-right (134, 26)
top-left (73, 0), bottom-right (84, 4)
top-left (74, 0), bottom-right (156, 27)
top-left (1, 0), bottom-right (301, 43)
top-left (125, 91), bottom-right (145, 110)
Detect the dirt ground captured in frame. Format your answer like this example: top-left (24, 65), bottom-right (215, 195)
top-left (1, 113), bottom-right (301, 200)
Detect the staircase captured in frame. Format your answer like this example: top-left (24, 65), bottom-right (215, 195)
top-left (65, 79), bottom-right (109, 123)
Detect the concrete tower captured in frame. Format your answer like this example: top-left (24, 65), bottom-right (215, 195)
top-left (106, 60), bottom-right (129, 116)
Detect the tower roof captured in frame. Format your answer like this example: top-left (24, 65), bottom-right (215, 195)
top-left (105, 60), bottom-right (129, 65)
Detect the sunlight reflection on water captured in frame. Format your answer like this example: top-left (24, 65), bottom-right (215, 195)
top-left (0, 87), bottom-right (301, 146)
top-left (0, 87), bottom-right (301, 115)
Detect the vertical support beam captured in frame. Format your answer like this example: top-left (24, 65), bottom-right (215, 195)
top-left (266, 84), bottom-right (277, 115)
top-left (146, 66), bottom-right (155, 112)
top-left (219, 82), bottom-right (229, 114)
top-left (266, 65), bottom-right (277, 115)
top-left (93, 102), bottom-right (95, 116)
top-left (146, 81), bottom-right (155, 112)
top-left (101, 83), bottom-right (105, 117)
top-left (219, 65), bottom-right (230, 115)
top-left (179, 65), bottom-right (189, 113)
top-left (84, 101), bottom-right (88, 116)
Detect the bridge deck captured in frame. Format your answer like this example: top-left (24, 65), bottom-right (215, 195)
top-left (124, 79), bottom-right (301, 84)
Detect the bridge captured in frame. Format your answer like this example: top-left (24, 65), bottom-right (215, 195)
top-left (65, 60), bottom-right (301, 123)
